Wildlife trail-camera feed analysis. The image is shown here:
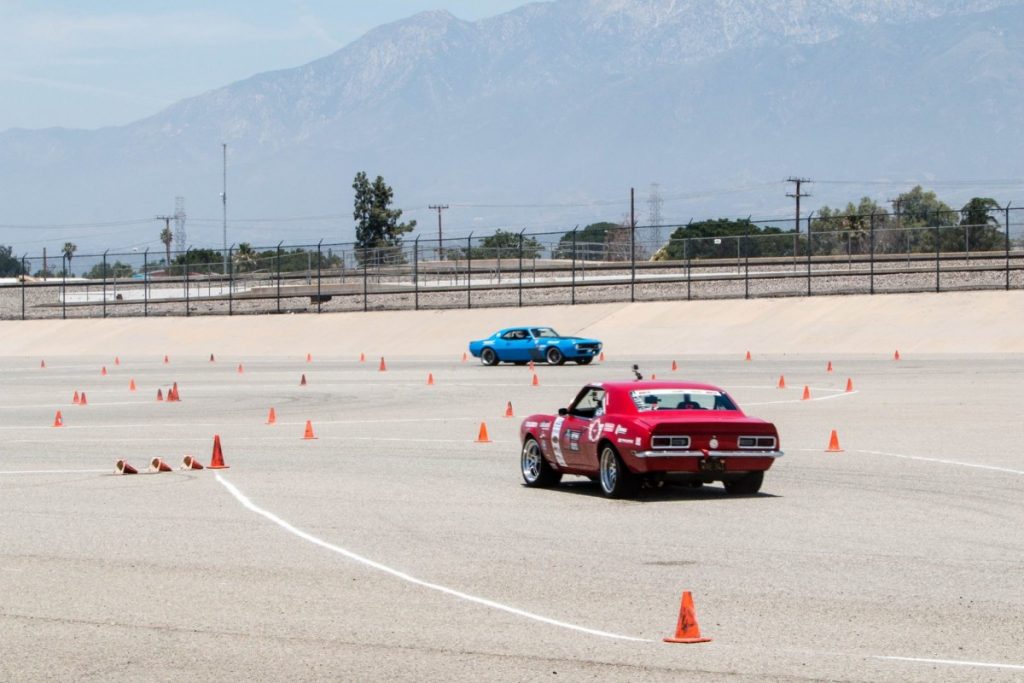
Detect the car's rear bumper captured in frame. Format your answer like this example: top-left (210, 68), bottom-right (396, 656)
top-left (628, 450), bottom-right (781, 474)
top-left (634, 450), bottom-right (784, 459)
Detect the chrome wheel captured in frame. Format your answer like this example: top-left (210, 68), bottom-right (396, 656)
top-left (545, 347), bottom-right (564, 365)
top-left (600, 447), bottom-right (618, 493)
top-left (522, 439), bottom-right (543, 483)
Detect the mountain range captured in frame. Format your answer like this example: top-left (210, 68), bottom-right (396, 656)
top-left (1, 0), bottom-right (1022, 253)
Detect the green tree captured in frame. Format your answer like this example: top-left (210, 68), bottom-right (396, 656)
top-left (62, 242), bottom-right (77, 274)
top-left (86, 260), bottom-right (134, 279)
top-left (159, 226), bottom-right (174, 271)
top-left (233, 242), bottom-right (258, 273)
top-left (812, 197), bottom-right (890, 255)
top-left (172, 248), bottom-right (222, 274)
top-left (655, 219), bottom-right (794, 260)
top-left (959, 197), bottom-right (1003, 252)
top-left (0, 245), bottom-right (25, 277)
top-left (553, 222), bottom-right (618, 259)
top-left (353, 172), bottom-right (416, 265)
top-left (453, 229), bottom-right (544, 259)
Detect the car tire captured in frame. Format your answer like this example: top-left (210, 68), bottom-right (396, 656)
top-left (480, 348), bottom-right (499, 366)
top-left (576, 357), bottom-right (593, 365)
top-left (723, 471), bottom-right (764, 495)
top-left (598, 444), bottom-right (637, 498)
top-left (521, 437), bottom-right (561, 488)
top-left (545, 347), bottom-right (565, 365)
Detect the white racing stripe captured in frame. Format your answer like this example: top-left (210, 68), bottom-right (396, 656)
top-left (215, 474), bottom-right (649, 643)
top-left (874, 655), bottom-right (1024, 671)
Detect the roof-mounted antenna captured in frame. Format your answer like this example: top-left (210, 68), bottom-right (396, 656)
top-left (632, 364), bottom-right (643, 381)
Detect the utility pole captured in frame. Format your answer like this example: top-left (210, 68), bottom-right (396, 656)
top-left (888, 197), bottom-right (903, 230)
top-left (429, 204), bottom-right (449, 260)
top-left (787, 177), bottom-right (811, 257)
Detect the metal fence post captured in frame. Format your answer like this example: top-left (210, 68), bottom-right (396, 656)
top-left (228, 245), bottom-right (234, 316)
top-left (143, 248), bottom-right (149, 317)
top-left (316, 240), bottom-right (323, 314)
top-left (467, 233), bottom-right (473, 309)
top-left (362, 248), bottom-right (368, 313)
top-left (20, 256), bottom-right (26, 320)
top-left (806, 214), bottom-right (813, 297)
top-left (686, 238), bottom-right (692, 302)
top-left (518, 229), bottom-right (524, 308)
top-left (61, 254), bottom-right (67, 320)
top-left (744, 232), bottom-right (750, 299)
top-left (935, 219), bottom-right (941, 293)
top-left (1005, 203), bottom-right (1012, 291)
top-left (413, 237), bottom-right (420, 311)
top-left (571, 228), bottom-right (577, 305)
top-left (102, 250), bottom-right (108, 318)
top-left (184, 247), bottom-right (191, 317)
top-left (276, 241), bottom-right (282, 314)
top-left (869, 213), bottom-right (876, 294)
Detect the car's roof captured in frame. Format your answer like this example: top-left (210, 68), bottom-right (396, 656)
top-left (594, 381), bottom-right (726, 393)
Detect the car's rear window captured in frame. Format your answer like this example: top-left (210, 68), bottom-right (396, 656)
top-left (630, 389), bottom-right (737, 412)
top-left (532, 328), bottom-right (559, 338)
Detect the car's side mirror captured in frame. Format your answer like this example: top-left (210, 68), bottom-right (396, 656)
top-left (558, 408), bottom-right (569, 416)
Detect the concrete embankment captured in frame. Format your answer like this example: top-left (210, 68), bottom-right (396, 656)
top-left (0, 290), bottom-right (1021, 357)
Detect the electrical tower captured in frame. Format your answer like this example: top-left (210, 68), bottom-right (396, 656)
top-left (787, 177), bottom-right (811, 256)
top-left (647, 182), bottom-right (664, 253)
top-left (173, 196), bottom-right (187, 252)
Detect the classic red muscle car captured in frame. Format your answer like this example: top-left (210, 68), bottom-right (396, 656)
top-left (519, 381), bottom-right (782, 498)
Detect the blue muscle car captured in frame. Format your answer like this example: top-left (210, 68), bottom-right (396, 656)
top-left (468, 327), bottom-right (602, 366)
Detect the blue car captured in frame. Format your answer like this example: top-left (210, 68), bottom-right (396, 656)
top-left (468, 327), bottom-right (602, 366)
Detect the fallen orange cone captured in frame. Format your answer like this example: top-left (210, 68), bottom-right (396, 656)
top-left (801, 385), bottom-right (811, 401)
top-left (302, 420), bottom-right (317, 440)
top-left (826, 430), bottom-right (844, 453)
top-left (664, 591), bottom-right (712, 644)
top-left (53, 410), bottom-right (63, 428)
top-left (475, 422), bottom-right (491, 443)
top-left (149, 457), bottom-right (173, 473)
top-left (208, 435), bottom-right (229, 469)
top-left (115, 459), bottom-right (137, 475)
top-left (181, 455), bottom-right (204, 470)
top-left (266, 407), bottom-right (276, 425)
top-left (504, 401), bottom-right (514, 418)
top-left (777, 375), bottom-right (786, 389)
top-left (845, 378), bottom-right (854, 392)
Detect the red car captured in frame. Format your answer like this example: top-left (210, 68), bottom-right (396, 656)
top-left (519, 381), bottom-right (782, 498)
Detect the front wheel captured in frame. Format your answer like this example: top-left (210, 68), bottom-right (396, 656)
top-left (723, 471), bottom-right (764, 495)
top-left (545, 347), bottom-right (565, 365)
top-left (599, 444), bottom-right (637, 498)
top-left (521, 437), bottom-right (561, 488)
top-left (480, 348), bottom-right (498, 366)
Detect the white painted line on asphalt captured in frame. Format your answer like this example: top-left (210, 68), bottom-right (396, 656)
top-left (856, 449), bottom-right (1024, 476)
top-left (0, 417), bottom-right (484, 431)
top-left (745, 390), bottom-right (857, 406)
top-left (215, 474), bottom-right (651, 643)
top-left (0, 469), bottom-right (108, 475)
top-left (873, 655), bottom-right (1024, 671)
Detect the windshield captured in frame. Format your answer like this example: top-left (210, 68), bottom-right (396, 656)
top-left (630, 388), bottom-right (737, 412)
top-left (531, 328), bottom-right (560, 338)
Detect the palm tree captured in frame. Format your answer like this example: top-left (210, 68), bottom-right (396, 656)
top-left (159, 227), bottom-right (173, 273)
top-left (233, 242), bottom-right (258, 273)
top-left (62, 242), bottom-right (77, 275)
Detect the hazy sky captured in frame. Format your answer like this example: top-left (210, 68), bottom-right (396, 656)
top-left (0, 1), bottom-right (532, 132)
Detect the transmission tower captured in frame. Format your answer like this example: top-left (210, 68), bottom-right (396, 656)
top-left (647, 182), bottom-right (664, 252)
top-left (173, 196), bottom-right (187, 252)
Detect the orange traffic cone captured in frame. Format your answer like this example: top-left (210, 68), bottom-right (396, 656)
top-left (266, 407), bottom-right (276, 425)
top-left (306, 352), bottom-right (312, 363)
top-left (149, 457), bottom-right (173, 473)
top-left (40, 359), bottom-right (46, 368)
top-left (531, 374), bottom-right (539, 386)
top-left (300, 373), bottom-right (307, 386)
top-left (894, 350), bottom-right (901, 361)
top-left (208, 435), bottom-right (229, 469)
top-left (53, 410), bottom-right (63, 428)
top-left (845, 378), bottom-right (854, 392)
top-left (801, 386), bottom-right (811, 401)
top-left (73, 390), bottom-right (80, 404)
top-left (745, 351), bottom-right (752, 361)
top-left (664, 591), bottom-right (712, 644)
top-left (826, 430), bottom-right (844, 453)
top-left (169, 382), bottom-right (180, 402)
top-left (79, 392), bottom-right (88, 406)
top-left (359, 352), bottom-right (365, 362)
top-left (115, 459), bottom-right (137, 475)
top-left (651, 373), bottom-right (657, 380)
top-left (237, 363), bottom-right (244, 374)
top-left (528, 360), bottom-right (535, 371)
top-left (462, 351), bottom-right (467, 362)
top-left (777, 375), bottom-right (786, 389)
top-left (671, 360), bottom-right (678, 371)
top-left (101, 366), bottom-right (107, 376)
top-left (379, 357), bottom-right (387, 372)
top-left (504, 401), bottom-right (514, 418)
top-left (476, 422), bottom-right (491, 443)
top-left (599, 351), bottom-right (605, 362)
top-left (302, 420), bottom-right (317, 440)
top-left (156, 388), bottom-right (163, 402)
top-left (129, 378), bottom-right (136, 392)
top-left (826, 361), bottom-right (833, 373)
top-left (426, 373), bottom-right (434, 386)
top-left (210, 353), bottom-right (216, 362)
top-left (163, 355), bottom-right (169, 364)
top-left (115, 356), bottom-right (120, 366)
top-left (181, 455), bottom-right (204, 470)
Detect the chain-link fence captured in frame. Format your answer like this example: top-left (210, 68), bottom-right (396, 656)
top-left (2, 208), bottom-right (1021, 320)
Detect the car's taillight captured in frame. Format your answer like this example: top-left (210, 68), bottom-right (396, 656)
top-left (651, 435), bottom-right (691, 449)
top-left (738, 436), bottom-right (777, 449)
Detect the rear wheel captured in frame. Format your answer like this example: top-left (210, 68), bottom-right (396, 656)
top-left (521, 437), bottom-right (561, 488)
top-left (545, 347), bottom-right (565, 365)
top-left (724, 471), bottom-right (764, 495)
top-left (599, 444), bottom-right (637, 498)
top-left (480, 348), bottom-right (498, 366)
